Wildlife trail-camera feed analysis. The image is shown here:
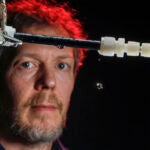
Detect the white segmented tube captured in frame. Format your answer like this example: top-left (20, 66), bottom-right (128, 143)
top-left (98, 37), bottom-right (115, 56)
top-left (115, 38), bottom-right (125, 57)
top-left (140, 43), bottom-right (150, 57)
top-left (98, 36), bottom-right (146, 57)
top-left (126, 41), bottom-right (140, 56)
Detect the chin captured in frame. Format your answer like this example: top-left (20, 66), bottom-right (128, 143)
top-left (10, 118), bottom-right (63, 143)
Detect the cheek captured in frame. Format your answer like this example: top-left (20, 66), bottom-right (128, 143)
top-left (56, 74), bottom-right (74, 96)
top-left (6, 75), bottom-right (34, 105)
top-left (56, 74), bottom-right (74, 109)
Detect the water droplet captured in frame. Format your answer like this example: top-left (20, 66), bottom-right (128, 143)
top-left (96, 82), bottom-right (103, 90)
top-left (57, 44), bottom-right (64, 49)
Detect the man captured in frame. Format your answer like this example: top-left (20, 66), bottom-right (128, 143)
top-left (0, 0), bottom-right (88, 149)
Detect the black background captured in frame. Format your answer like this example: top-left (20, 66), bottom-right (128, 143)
top-left (59, 1), bottom-right (150, 150)
top-left (6, 0), bottom-right (150, 149)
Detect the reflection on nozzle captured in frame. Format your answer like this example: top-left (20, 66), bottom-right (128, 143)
top-left (98, 36), bottom-right (150, 58)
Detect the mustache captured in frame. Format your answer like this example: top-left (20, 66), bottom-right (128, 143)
top-left (24, 93), bottom-right (63, 113)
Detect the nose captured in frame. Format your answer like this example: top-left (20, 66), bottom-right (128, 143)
top-left (35, 68), bottom-right (56, 90)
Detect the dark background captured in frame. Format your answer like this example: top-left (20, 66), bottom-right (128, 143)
top-left (59, 1), bottom-right (150, 150)
top-left (6, 0), bottom-right (150, 149)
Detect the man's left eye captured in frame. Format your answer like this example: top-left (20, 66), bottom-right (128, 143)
top-left (57, 62), bottom-right (69, 70)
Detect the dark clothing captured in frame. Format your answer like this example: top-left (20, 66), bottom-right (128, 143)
top-left (52, 140), bottom-right (68, 150)
top-left (0, 140), bottom-right (68, 150)
top-left (0, 144), bottom-right (4, 150)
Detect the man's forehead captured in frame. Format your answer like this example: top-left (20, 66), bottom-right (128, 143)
top-left (16, 43), bottom-right (74, 59)
top-left (21, 23), bottom-right (71, 38)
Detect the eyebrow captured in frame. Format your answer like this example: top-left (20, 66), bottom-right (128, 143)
top-left (56, 55), bottom-right (74, 59)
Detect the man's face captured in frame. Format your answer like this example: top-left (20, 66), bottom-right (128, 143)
top-left (4, 24), bottom-right (75, 142)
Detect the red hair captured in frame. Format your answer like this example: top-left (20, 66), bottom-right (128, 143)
top-left (6, 0), bottom-right (88, 71)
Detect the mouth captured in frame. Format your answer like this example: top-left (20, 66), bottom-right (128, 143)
top-left (31, 104), bottom-right (58, 112)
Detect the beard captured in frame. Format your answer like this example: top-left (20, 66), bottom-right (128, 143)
top-left (10, 119), bottom-right (63, 144)
top-left (5, 93), bottom-right (66, 144)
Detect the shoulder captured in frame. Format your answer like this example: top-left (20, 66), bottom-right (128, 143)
top-left (0, 144), bottom-right (5, 150)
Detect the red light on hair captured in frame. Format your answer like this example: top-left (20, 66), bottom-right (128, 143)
top-left (7, 0), bottom-right (88, 69)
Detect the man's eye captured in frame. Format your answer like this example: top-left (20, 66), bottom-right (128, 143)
top-left (57, 62), bottom-right (69, 70)
top-left (21, 62), bottom-right (33, 69)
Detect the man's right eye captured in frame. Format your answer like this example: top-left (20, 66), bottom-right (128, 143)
top-left (21, 61), bottom-right (34, 69)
